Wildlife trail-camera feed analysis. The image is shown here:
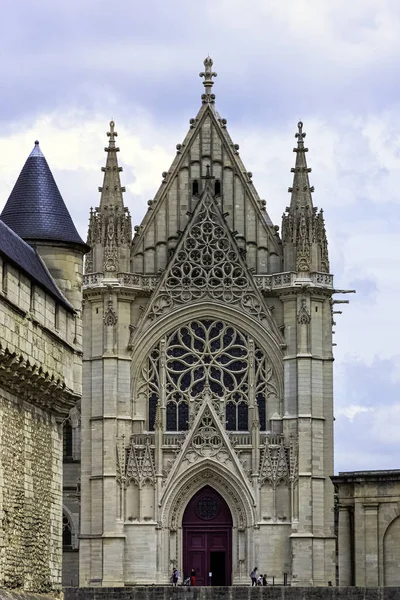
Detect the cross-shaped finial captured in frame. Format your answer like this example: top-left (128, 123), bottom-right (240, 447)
top-left (295, 121), bottom-right (306, 142)
top-left (201, 164), bottom-right (215, 181)
top-left (199, 56), bottom-right (217, 95)
top-left (107, 120), bottom-right (118, 143)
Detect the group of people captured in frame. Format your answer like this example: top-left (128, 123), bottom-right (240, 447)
top-left (171, 568), bottom-right (196, 587)
top-left (250, 567), bottom-right (267, 586)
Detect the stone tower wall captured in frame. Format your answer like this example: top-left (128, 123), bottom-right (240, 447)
top-left (0, 390), bottom-right (62, 591)
top-left (0, 255), bottom-right (82, 591)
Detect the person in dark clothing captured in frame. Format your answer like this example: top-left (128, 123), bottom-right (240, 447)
top-left (190, 568), bottom-right (196, 586)
top-left (171, 569), bottom-right (178, 586)
top-left (262, 574), bottom-right (267, 586)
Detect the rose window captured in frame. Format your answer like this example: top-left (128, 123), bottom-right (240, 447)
top-left (145, 319), bottom-right (272, 432)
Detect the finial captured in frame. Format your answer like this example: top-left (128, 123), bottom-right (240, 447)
top-left (199, 56), bottom-right (217, 97)
top-left (295, 121), bottom-right (306, 143)
top-left (201, 164), bottom-right (215, 185)
top-left (107, 120), bottom-right (118, 144)
top-left (34, 140), bottom-right (39, 146)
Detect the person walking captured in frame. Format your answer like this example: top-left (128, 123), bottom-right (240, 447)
top-left (190, 567), bottom-right (196, 587)
top-left (250, 567), bottom-right (258, 586)
top-left (172, 569), bottom-right (179, 586)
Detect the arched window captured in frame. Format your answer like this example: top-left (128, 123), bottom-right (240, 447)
top-left (192, 180), bottom-right (199, 196)
top-left (145, 319), bottom-right (274, 432)
top-left (214, 180), bottom-right (221, 196)
top-left (63, 514), bottom-right (72, 549)
top-left (63, 423), bottom-right (73, 460)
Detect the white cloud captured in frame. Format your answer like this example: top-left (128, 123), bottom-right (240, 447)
top-left (336, 405), bottom-right (373, 421)
top-left (2, 0), bottom-right (400, 472)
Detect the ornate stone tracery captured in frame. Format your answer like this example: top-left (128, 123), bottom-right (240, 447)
top-left (116, 436), bottom-right (156, 488)
top-left (259, 438), bottom-right (298, 487)
top-left (147, 194), bottom-right (270, 324)
top-left (163, 464), bottom-right (254, 531)
top-left (142, 319), bottom-right (278, 432)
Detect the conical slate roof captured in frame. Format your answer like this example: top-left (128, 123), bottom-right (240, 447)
top-left (1, 141), bottom-right (86, 248)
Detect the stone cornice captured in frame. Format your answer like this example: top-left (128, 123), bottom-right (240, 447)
top-left (332, 470), bottom-right (400, 484)
top-left (0, 339), bottom-right (79, 419)
top-left (83, 271), bottom-right (334, 294)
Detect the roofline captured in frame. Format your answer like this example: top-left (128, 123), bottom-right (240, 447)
top-left (25, 237), bottom-right (91, 254)
top-left (0, 248), bottom-right (75, 313)
top-left (331, 469), bottom-right (400, 484)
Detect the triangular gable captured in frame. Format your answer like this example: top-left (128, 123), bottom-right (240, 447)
top-left (161, 389), bottom-right (252, 499)
top-left (132, 103), bottom-right (282, 275)
top-left (125, 437), bottom-right (155, 488)
top-left (133, 184), bottom-right (283, 344)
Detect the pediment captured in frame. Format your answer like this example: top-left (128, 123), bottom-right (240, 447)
top-left (160, 391), bottom-right (251, 499)
top-left (132, 185), bottom-right (283, 344)
top-left (131, 103), bottom-right (282, 275)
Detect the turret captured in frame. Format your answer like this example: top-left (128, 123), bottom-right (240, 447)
top-left (85, 121), bottom-right (132, 276)
top-left (281, 122), bottom-right (329, 273)
top-left (0, 140), bottom-right (88, 312)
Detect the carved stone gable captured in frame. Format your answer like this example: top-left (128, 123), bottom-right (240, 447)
top-left (161, 398), bottom-right (252, 494)
top-left (259, 442), bottom-right (289, 487)
top-left (136, 190), bottom-right (283, 343)
top-left (117, 436), bottom-right (156, 488)
top-left (131, 103), bottom-right (282, 276)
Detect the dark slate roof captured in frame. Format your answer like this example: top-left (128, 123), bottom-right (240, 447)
top-left (0, 218), bottom-right (73, 311)
top-left (1, 141), bottom-right (87, 249)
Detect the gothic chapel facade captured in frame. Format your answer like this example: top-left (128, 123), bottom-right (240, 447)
top-left (80, 58), bottom-right (336, 586)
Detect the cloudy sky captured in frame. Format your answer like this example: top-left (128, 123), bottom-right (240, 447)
top-left (2, 0), bottom-right (400, 473)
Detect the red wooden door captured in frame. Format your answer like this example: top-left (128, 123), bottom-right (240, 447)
top-left (182, 486), bottom-right (232, 586)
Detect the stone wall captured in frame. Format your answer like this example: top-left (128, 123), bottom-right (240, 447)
top-left (0, 247), bottom-right (82, 591)
top-left (0, 389), bottom-right (62, 591)
top-left (63, 587), bottom-right (400, 600)
top-left (0, 591), bottom-right (56, 600)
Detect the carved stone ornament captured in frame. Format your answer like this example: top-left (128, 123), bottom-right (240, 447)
top-left (183, 405), bottom-right (230, 466)
top-left (117, 435), bottom-right (156, 488)
top-left (104, 300), bottom-right (118, 327)
top-left (297, 297), bottom-right (311, 325)
top-left (127, 324), bottom-right (136, 350)
top-left (168, 468), bottom-right (247, 531)
top-left (104, 244), bottom-right (118, 272)
top-left (259, 442), bottom-right (289, 487)
top-left (84, 248), bottom-right (93, 274)
top-left (146, 194), bottom-right (271, 325)
top-left (143, 319), bottom-right (279, 435)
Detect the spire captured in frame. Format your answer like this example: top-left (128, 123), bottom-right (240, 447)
top-left (288, 121), bottom-right (314, 212)
top-left (85, 121), bottom-right (132, 275)
top-left (99, 120), bottom-right (126, 209)
top-left (1, 141), bottom-right (87, 249)
top-left (281, 122), bottom-right (329, 273)
top-left (199, 56), bottom-right (217, 104)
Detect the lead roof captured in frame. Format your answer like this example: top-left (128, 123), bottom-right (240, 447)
top-left (1, 141), bottom-right (87, 249)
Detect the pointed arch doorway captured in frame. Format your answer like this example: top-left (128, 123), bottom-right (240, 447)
top-left (182, 485), bottom-right (233, 586)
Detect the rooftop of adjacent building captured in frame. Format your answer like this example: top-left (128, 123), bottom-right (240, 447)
top-left (0, 217), bottom-right (73, 310)
top-left (332, 470), bottom-right (400, 483)
top-left (1, 140), bottom-right (87, 250)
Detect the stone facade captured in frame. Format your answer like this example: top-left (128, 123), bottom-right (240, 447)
top-left (79, 58), bottom-right (340, 587)
top-left (332, 470), bottom-right (400, 587)
top-left (0, 143), bottom-right (86, 591)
